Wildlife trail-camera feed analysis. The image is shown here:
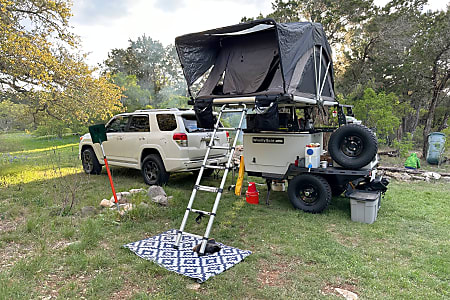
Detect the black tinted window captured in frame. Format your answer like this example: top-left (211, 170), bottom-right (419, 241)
top-left (157, 114), bottom-right (177, 131)
top-left (128, 115), bottom-right (150, 132)
top-left (106, 116), bottom-right (129, 132)
top-left (182, 114), bottom-right (221, 132)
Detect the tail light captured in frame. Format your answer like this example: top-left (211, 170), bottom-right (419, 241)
top-left (173, 133), bottom-right (188, 147)
top-left (226, 131), bottom-right (229, 138)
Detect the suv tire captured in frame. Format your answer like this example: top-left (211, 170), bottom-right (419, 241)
top-left (287, 174), bottom-right (331, 213)
top-left (141, 154), bottom-right (169, 185)
top-left (328, 124), bottom-right (377, 169)
top-left (81, 147), bottom-right (102, 175)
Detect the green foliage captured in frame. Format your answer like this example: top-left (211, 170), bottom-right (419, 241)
top-left (111, 72), bottom-right (152, 111)
top-left (0, 0), bottom-right (123, 127)
top-left (349, 88), bottom-right (401, 143)
top-left (104, 35), bottom-right (186, 107)
top-left (442, 127), bottom-right (450, 150)
top-left (392, 132), bottom-right (414, 157)
top-left (0, 100), bottom-right (33, 131)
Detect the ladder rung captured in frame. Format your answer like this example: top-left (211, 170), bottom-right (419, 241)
top-left (222, 109), bottom-right (245, 113)
top-left (196, 185), bottom-right (219, 193)
top-left (217, 127), bottom-right (239, 131)
top-left (189, 208), bottom-right (214, 216)
top-left (209, 145), bottom-right (231, 150)
top-left (204, 164), bottom-right (226, 170)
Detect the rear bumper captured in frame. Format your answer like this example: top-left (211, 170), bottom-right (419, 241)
top-left (164, 155), bottom-right (229, 172)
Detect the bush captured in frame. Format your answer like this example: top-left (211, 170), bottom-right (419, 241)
top-left (392, 132), bottom-right (414, 157)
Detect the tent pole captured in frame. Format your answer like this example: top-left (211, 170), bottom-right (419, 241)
top-left (313, 46), bottom-right (318, 99)
top-left (319, 61), bottom-right (331, 98)
top-left (318, 46), bottom-right (322, 100)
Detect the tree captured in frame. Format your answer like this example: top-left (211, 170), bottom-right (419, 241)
top-left (244, 0), bottom-right (375, 47)
top-left (0, 0), bottom-right (122, 129)
top-left (347, 88), bottom-right (401, 144)
top-left (104, 35), bottom-right (185, 106)
top-left (111, 72), bottom-right (152, 112)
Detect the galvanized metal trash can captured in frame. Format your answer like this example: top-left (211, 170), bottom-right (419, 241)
top-left (349, 191), bottom-right (380, 224)
top-left (426, 132), bottom-right (446, 165)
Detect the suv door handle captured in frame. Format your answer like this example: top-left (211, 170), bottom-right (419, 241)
top-left (117, 136), bottom-right (123, 140)
top-left (139, 137), bottom-right (146, 141)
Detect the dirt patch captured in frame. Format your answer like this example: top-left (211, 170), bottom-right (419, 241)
top-left (257, 258), bottom-right (293, 288)
top-left (0, 241), bottom-right (34, 270)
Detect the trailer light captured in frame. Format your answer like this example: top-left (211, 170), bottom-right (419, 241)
top-left (173, 133), bottom-right (188, 147)
top-left (226, 131), bottom-right (229, 138)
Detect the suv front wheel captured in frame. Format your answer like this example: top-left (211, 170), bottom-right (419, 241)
top-left (141, 154), bottom-right (169, 185)
top-left (81, 147), bottom-right (102, 175)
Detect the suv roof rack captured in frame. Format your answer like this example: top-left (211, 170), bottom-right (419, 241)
top-left (134, 108), bottom-right (182, 112)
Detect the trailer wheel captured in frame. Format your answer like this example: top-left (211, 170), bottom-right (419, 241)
top-left (287, 174), bottom-right (331, 213)
top-left (329, 124), bottom-right (377, 169)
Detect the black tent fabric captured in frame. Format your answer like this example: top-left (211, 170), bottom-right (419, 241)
top-left (175, 19), bottom-right (335, 102)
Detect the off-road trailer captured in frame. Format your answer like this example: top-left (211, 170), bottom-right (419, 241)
top-left (174, 19), bottom-right (389, 214)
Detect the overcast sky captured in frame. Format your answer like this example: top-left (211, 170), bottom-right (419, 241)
top-left (70, 0), bottom-right (448, 67)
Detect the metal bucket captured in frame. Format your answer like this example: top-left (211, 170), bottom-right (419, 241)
top-left (426, 132), bottom-right (446, 165)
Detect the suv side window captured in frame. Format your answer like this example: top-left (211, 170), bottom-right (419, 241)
top-left (128, 115), bottom-right (150, 132)
top-left (106, 116), bottom-right (129, 132)
top-left (157, 114), bottom-right (177, 131)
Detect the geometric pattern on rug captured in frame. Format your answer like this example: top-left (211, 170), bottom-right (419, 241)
top-left (123, 229), bottom-right (252, 283)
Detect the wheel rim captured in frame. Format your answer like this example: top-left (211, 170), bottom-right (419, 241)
top-left (340, 135), bottom-right (364, 157)
top-left (144, 161), bottom-right (159, 183)
top-left (82, 151), bottom-right (93, 172)
top-left (297, 184), bottom-right (319, 205)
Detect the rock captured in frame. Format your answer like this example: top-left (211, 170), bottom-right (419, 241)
top-left (138, 202), bottom-right (149, 209)
top-left (423, 171), bottom-right (441, 180)
top-left (442, 177), bottom-right (450, 182)
top-left (129, 188), bottom-right (145, 194)
top-left (400, 173), bottom-right (412, 181)
top-left (334, 288), bottom-right (358, 300)
top-left (81, 206), bottom-right (98, 217)
top-left (152, 195), bottom-right (168, 206)
top-left (110, 192), bottom-right (131, 204)
top-left (100, 199), bottom-right (114, 208)
top-left (148, 185), bottom-right (166, 199)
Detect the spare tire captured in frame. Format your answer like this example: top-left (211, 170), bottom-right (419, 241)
top-left (329, 124), bottom-right (377, 169)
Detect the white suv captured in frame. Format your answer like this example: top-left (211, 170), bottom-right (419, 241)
top-left (79, 109), bottom-right (229, 185)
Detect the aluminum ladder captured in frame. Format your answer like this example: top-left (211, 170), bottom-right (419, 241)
top-left (173, 103), bottom-right (247, 255)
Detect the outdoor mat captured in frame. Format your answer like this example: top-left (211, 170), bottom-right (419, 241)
top-left (123, 229), bottom-right (252, 283)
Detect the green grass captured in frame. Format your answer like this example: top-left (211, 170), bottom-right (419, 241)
top-left (0, 132), bottom-right (449, 299)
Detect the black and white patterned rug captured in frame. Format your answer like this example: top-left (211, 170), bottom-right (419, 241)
top-left (123, 229), bottom-right (252, 283)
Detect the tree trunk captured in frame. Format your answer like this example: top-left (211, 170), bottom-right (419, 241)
top-left (423, 90), bottom-right (440, 157)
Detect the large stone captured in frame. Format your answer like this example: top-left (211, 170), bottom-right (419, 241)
top-left (334, 288), bottom-right (358, 300)
top-left (81, 206), bottom-right (98, 217)
top-left (100, 199), bottom-right (114, 208)
top-left (423, 171), bottom-right (441, 180)
top-left (152, 195), bottom-right (168, 206)
top-left (148, 185), bottom-right (166, 199)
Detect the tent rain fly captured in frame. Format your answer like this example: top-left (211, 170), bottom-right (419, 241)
top-left (175, 19), bottom-right (336, 104)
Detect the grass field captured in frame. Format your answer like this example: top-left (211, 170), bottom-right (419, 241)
top-left (0, 132), bottom-right (449, 299)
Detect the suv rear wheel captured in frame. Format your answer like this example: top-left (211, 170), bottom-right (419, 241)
top-left (141, 154), bottom-right (169, 185)
top-left (81, 147), bottom-right (102, 175)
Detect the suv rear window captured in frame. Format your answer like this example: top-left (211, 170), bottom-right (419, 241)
top-left (157, 114), bottom-right (177, 131)
top-left (182, 114), bottom-right (221, 132)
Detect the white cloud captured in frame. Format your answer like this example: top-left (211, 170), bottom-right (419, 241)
top-left (71, 0), bottom-right (273, 66)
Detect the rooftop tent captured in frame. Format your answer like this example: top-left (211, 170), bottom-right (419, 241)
top-left (175, 19), bottom-right (335, 102)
